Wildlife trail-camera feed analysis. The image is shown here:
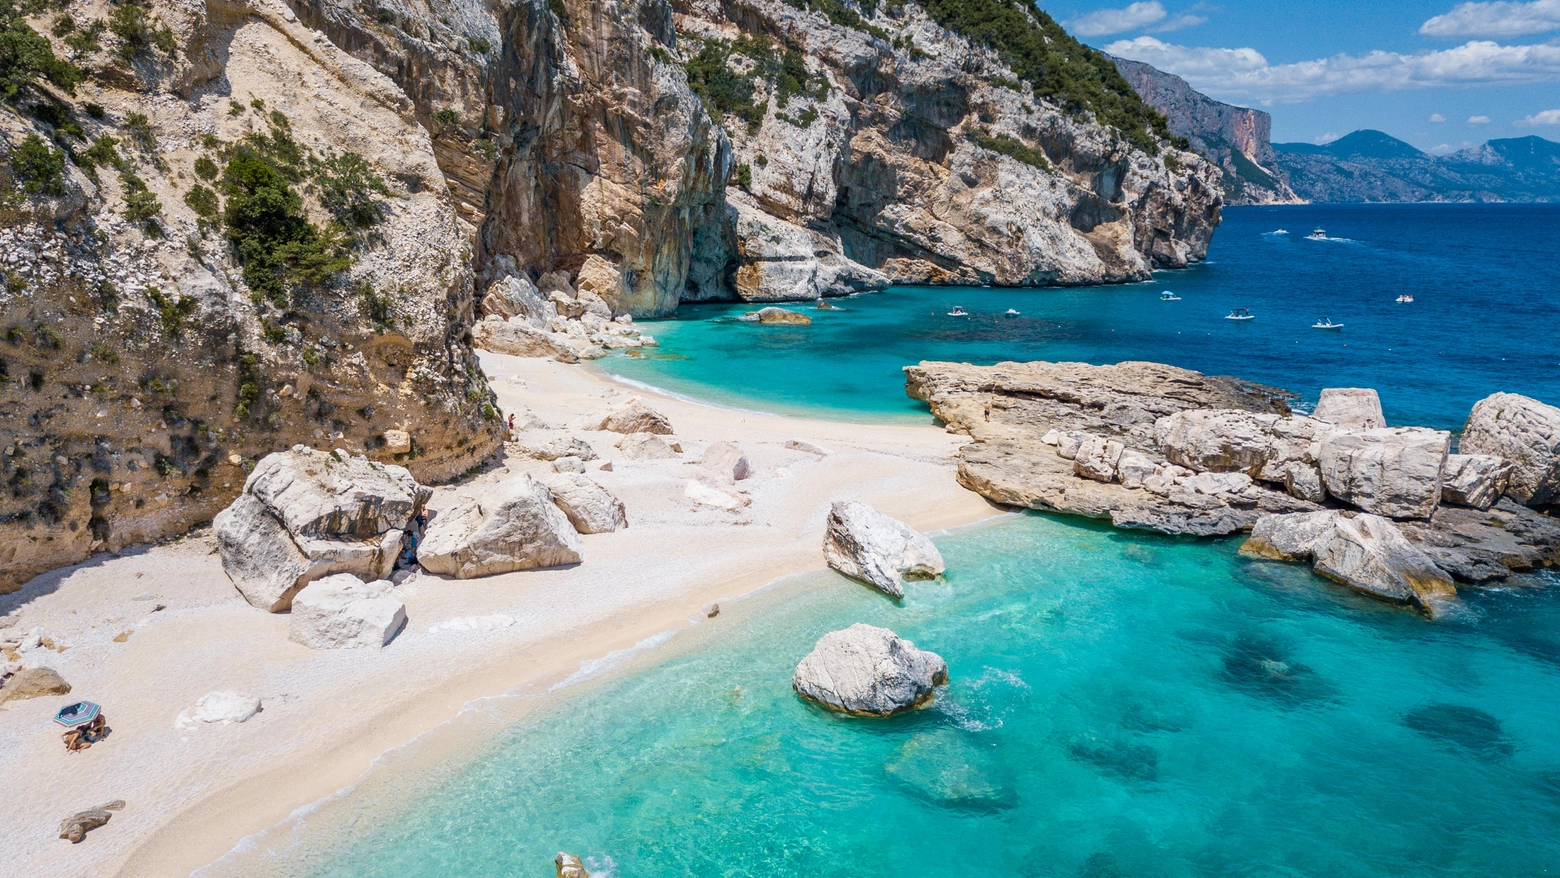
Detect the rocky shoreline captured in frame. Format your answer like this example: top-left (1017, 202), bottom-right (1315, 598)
top-left (906, 359), bottom-right (1560, 615)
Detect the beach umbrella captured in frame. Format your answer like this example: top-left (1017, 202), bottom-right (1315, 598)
top-left (54, 701), bottom-right (101, 729)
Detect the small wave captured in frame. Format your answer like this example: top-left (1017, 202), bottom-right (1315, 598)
top-left (934, 666), bottom-right (1030, 731)
top-left (585, 854), bottom-right (618, 878)
top-left (551, 631), bottom-right (677, 692)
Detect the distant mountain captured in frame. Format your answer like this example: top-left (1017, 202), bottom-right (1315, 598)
top-left (1111, 57), bottom-right (1300, 206)
top-left (1273, 131), bottom-right (1560, 202)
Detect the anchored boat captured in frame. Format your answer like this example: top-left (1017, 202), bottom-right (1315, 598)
top-left (1312, 318), bottom-right (1345, 330)
top-left (1160, 291), bottom-right (1181, 301)
top-left (1225, 308), bottom-right (1255, 321)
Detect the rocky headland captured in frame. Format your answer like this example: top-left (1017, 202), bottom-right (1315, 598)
top-left (906, 359), bottom-right (1560, 615)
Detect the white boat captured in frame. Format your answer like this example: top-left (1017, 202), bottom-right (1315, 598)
top-left (1306, 228), bottom-right (1327, 240)
top-left (1312, 318), bottom-right (1344, 330)
top-left (1003, 308), bottom-right (1020, 318)
top-left (1274, 229), bottom-right (1289, 235)
top-left (948, 306), bottom-right (969, 317)
top-left (1225, 308), bottom-right (1254, 321)
top-left (1160, 291), bottom-right (1181, 301)
top-left (1396, 294), bottom-right (1414, 303)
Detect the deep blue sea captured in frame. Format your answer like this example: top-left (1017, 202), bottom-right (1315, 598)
top-left (238, 206), bottom-right (1560, 877)
top-left (607, 204), bottom-right (1560, 431)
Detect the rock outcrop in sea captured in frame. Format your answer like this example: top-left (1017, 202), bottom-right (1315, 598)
top-left (906, 360), bottom-right (1560, 612)
top-left (792, 623), bottom-right (948, 716)
top-left (822, 500), bottom-right (945, 599)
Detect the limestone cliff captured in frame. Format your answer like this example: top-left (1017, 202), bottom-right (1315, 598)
top-left (0, 0), bottom-right (502, 593)
top-left (1111, 56), bottom-right (1299, 206)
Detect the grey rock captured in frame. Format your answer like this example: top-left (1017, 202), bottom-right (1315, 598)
top-left (512, 434), bottom-right (598, 462)
top-left (288, 575), bottom-right (406, 649)
top-left (536, 473), bottom-right (628, 534)
top-left (595, 397), bottom-right (673, 435)
top-left (616, 433), bottom-right (681, 460)
top-left (1441, 453), bottom-right (1514, 510)
top-left (1074, 436), bottom-right (1124, 483)
top-left (792, 624), bottom-right (948, 717)
top-left (472, 319), bottom-right (581, 363)
top-left (822, 501), bottom-right (945, 598)
top-left (480, 275), bottom-right (556, 327)
top-left (244, 447), bottom-right (428, 540)
top-left (737, 306), bottom-right (813, 325)
top-left (59, 801), bottom-right (124, 843)
top-left (1399, 499), bottom-right (1560, 582)
top-left (1459, 392), bottom-right (1560, 507)
top-left (1312, 388), bottom-right (1386, 429)
top-left (728, 195), bottom-right (888, 301)
top-left (419, 477), bottom-right (583, 578)
top-left (699, 441), bottom-right (753, 482)
top-left (0, 666), bottom-right (71, 703)
top-left (1317, 427), bottom-right (1450, 519)
top-left (1242, 511), bottom-right (1457, 615)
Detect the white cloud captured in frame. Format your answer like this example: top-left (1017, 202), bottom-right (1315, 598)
top-left (1069, 2), bottom-right (1168, 37)
top-left (1151, 13), bottom-right (1208, 33)
top-left (1430, 143), bottom-right (1457, 154)
top-left (1421, 0), bottom-right (1560, 39)
top-left (1104, 35), bottom-right (1560, 103)
top-left (1468, 114), bottom-right (1493, 123)
top-left (1518, 108), bottom-right (1560, 123)
top-left (1316, 132), bottom-right (1341, 144)
top-left (1430, 112), bottom-right (1448, 121)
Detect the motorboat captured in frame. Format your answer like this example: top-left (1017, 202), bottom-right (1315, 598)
top-left (1312, 318), bottom-right (1344, 330)
top-left (1003, 308), bottom-right (1020, 318)
top-left (1160, 291), bottom-right (1181, 301)
top-left (1273, 229), bottom-right (1289, 235)
top-left (947, 306), bottom-right (969, 317)
top-left (1306, 228), bottom-right (1327, 240)
top-left (1225, 308), bottom-right (1255, 321)
top-left (1396, 294), bottom-right (1415, 303)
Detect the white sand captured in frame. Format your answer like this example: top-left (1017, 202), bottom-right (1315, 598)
top-left (0, 352), bottom-right (1002, 877)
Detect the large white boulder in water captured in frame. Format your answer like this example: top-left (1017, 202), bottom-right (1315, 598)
top-left (792, 624), bottom-right (948, 716)
top-left (1242, 511), bottom-right (1456, 616)
top-left (535, 473), bottom-right (627, 533)
top-left (1311, 388), bottom-right (1386, 429)
top-left (822, 501), bottom-right (945, 598)
top-left (214, 448), bottom-right (428, 612)
top-left (1441, 453), bottom-right (1514, 510)
top-left (1317, 427), bottom-right (1450, 519)
top-left (288, 574), bottom-right (407, 649)
top-left (419, 476), bottom-right (583, 578)
top-left (1459, 392), bottom-right (1560, 507)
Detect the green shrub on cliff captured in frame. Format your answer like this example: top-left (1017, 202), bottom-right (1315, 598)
top-left (107, 1), bottom-right (176, 64)
top-left (684, 34), bottom-right (831, 134)
top-left (312, 151), bottom-right (390, 230)
top-left (222, 144), bottom-right (349, 306)
top-left (9, 134), bottom-right (65, 196)
top-left (919, 0), bottom-right (1172, 154)
top-left (0, 0), bottom-right (81, 102)
top-left (976, 133), bottom-right (1050, 171)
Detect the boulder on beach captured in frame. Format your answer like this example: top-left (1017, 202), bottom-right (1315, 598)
top-left (792, 624), bottom-right (948, 716)
top-left (472, 318), bottom-right (581, 364)
top-left (685, 477), bottom-right (750, 510)
top-left (176, 691), bottom-right (262, 729)
top-left (1459, 392), bottom-right (1560, 507)
top-left (595, 397), bottom-right (673, 435)
top-left (288, 574), bottom-right (407, 649)
top-left (1311, 388), bottom-right (1386, 429)
top-left (536, 473), bottom-right (628, 533)
top-left (1441, 453), bottom-right (1514, 510)
top-left (738, 306), bottom-right (812, 325)
top-left (511, 434), bottom-right (598, 462)
top-left (481, 275), bottom-right (556, 327)
top-left (59, 800), bottom-right (124, 843)
top-left (419, 477), bottom-right (583, 578)
top-left (214, 447), bottom-right (428, 612)
top-left (1317, 427), bottom-right (1450, 519)
top-left (700, 441), bottom-right (753, 481)
top-left (555, 853), bottom-right (591, 878)
top-left (0, 666), bottom-right (70, 703)
top-left (617, 432), bottom-right (681, 460)
top-left (822, 500), bottom-right (945, 598)
top-left (1242, 511), bottom-right (1456, 615)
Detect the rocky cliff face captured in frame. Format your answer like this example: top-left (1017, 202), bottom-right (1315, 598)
top-left (1, 0), bottom-right (1222, 591)
top-left (0, 0), bottom-right (502, 593)
top-left (1111, 56), bottom-right (1298, 206)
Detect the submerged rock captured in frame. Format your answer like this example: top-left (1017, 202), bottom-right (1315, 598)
top-left (822, 501), bottom-right (945, 598)
top-left (792, 624), bottom-right (948, 716)
top-left (1218, 633), bottom-right (1332, 707)
top-left (737, 306), bottom-right (813, 325)
top-left (419, 477), bottom-right (583, 578)
top-left (1065, 733), bottom-right (1159, 781)
top-left (885, 730), bottom-right (1012, 810)
top-left (1403, 703), bottom-right (1513, 758)
top-left (1459, 392), bottom-right (1560, 507)
top-left (288, 575), bottom-right (406, 650)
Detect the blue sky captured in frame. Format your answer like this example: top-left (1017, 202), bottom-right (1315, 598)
top-left (1048, 1), bottom-right (1560, 153)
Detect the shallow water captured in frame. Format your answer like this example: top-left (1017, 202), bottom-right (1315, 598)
top-left (265, 515), bottom-right (1560, 878)
top-left (606, 204), bottom-right (1560, 430)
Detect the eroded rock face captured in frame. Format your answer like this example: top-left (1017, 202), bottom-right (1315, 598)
top-left (1460, 392), bottom-right (1560, 507)
top-left (822, 501), bottom-right (945, 598)
top-left (215, 448), bottom-right (426, 611)
top-left (419, 477), bottom-right (582, 578)
top-left (1242, 511), bottom-right (1457, 615)
top-left (536, 473), bottom-right (627, 534)
top-left (792, 624), bottom-right (948, 716)
top-left (1312, 388), bottom-right (1387, 430)
top-left (288, 574), bottom-right (407, 649)
top-left (729, 196), bottom-right (887, 301)
top-left (1442, 454), bottom-right (1514, 510)
top-left (1316, 428), bottom-right (1450, 520)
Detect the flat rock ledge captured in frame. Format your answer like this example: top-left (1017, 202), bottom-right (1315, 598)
top-left (822, 501), bottom-right (945, 598)
top-left (793, 624), bottom-right (948, 717)
top-left (906, 361), bottom-right (1560, 608)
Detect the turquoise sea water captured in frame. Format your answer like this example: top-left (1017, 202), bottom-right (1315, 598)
top-left (605, 204), bottom-right (1560, 430)
top-left (257, 206), bottom-right (1560, 877)
top-left (278, 516), bottom-right (1560, 878)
